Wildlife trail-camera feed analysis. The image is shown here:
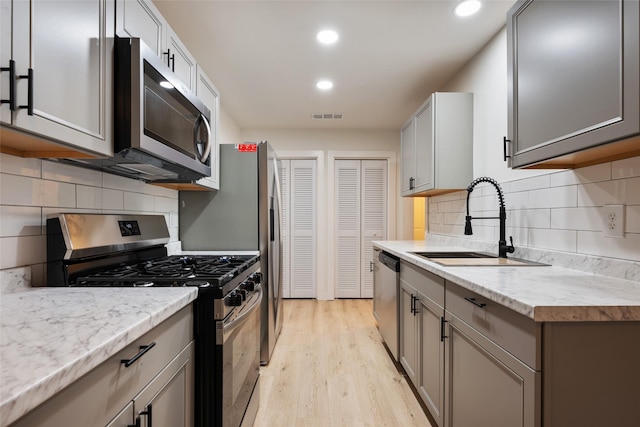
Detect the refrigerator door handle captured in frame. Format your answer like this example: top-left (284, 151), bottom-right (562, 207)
top-left (270, 206), bottom-right (275, 241)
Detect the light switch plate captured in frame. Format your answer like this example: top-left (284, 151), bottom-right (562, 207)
top-left (603, 204), bottom-right (625, 238)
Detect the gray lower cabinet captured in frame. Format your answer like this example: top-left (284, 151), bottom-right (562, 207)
top-left (9, 306), bottom-right (194, 427)
top-left (444, 283), bottom-right (539, 427)
top-left (507, 0), bottom-right (640, 168)
top-left (399, 262), bottom-right (445, 427)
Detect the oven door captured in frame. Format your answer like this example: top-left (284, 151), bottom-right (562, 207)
top-left (217, 286), bottom-right (262, 427)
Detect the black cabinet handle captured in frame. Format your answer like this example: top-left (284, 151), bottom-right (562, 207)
top-left (121, 342), bottom-right (156, 367)
top-left (17, 68), bottom-right (33, 115)
top-left (140, 404), bottom-right (152, 427)
top-left (128, 418), bottom-right (141, 427)
top-left (464, 297), bottom-right (486, 309)
top-left (1, 59), bottom-right (17, 111)
top-left (163, 49), bottom-right (175, 72)
top-left (409, 177), bottom-right (415, 190)
top-left (503, 136), bottom-right (511, 161)
top-left (440, 316), bottom-right (448, 342)
top-left (410, 294), bottom-right (415, 314)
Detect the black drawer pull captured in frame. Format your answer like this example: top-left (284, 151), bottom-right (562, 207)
top-left (121, 342), bottom-right (156, 367)
top-left (464, 297), bottom-right (486, 309)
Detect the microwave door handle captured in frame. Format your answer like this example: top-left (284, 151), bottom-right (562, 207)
top-left (194, 113), bottom-right (212, 163)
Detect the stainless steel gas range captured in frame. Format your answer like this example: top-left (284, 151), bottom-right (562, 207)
top-left (46, 213), bottom-right (261, 427)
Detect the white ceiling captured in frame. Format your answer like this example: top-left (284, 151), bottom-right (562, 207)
top-left (153, 0), bottom-right (516, 131)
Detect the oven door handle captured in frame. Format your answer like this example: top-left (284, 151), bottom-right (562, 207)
top-left (220, 285), bottom-right (263, 345)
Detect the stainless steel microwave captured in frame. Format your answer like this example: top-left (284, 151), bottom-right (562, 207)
top-left (59, 37), bottom-right (212, 182)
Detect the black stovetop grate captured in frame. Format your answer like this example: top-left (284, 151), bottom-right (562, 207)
top-left (72, 254), bottom-right (259, 288)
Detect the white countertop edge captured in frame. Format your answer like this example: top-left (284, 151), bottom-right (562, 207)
top-left (0, 287), bottom-right (198, 426)
top-left (374, 240), bottom-right (640, 322)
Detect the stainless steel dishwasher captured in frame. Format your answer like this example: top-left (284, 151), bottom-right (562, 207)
top-left (373, 248), bottom-right (401, 361)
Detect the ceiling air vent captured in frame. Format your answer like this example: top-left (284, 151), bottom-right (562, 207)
top-left (311, 113), bottom-right (344, 120)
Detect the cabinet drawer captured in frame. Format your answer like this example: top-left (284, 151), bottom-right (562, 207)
top-left (445, 282), bottom-right (539, 369)
top-left (10, 305), bottom-right (193, 427)
top-left (400, 261), bottom-right (444, 307)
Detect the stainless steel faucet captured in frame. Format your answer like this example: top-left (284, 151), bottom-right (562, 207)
top-left (464, 177), bottom-right (515, 258)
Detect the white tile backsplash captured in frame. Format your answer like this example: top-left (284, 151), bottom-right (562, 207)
top-left (0, 154), bottom-right (41, 178)
top-left (549, 162), bottom-right (611, 186)
top-left (578, 231), bottom-right (640, 262)
top-left (528, 228), bottom-right (577, 252)
top-left (42, 180), bottom-right (76, 208)
top-left (528, 185), bottom-right (577, 209)
top-left (612, 156), bottom-right (640, 179)
top-left (0, 153), bottom-right (180, 284)
top-left (0, 206), bottom-right (42, 237)
top-left (0, 174), bottom-right (43, 206)
top-left (550, 207), bottom-right (602, 232)
top-left (428, 156), bottom-right (640, 280)
top-left (42, 160), bottom-right (102, 186)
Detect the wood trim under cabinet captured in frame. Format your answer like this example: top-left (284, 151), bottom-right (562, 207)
top-left (0, 125), bottom-right (100, 159)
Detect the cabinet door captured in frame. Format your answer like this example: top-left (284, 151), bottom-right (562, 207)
top-left (413, 98), bottom-right (434, 193)
top-left (399, 280), bottom-right (418, 386)
top-left (400, 118), bottom-right (415, 195)
top-left (194, 66), bottom-right (220, 189)
top-left (444, 313), bottom-right (538, 427)
top-left (418, 296), bottom-right (444, 427)
top-left (10, 0), bottom-right (113, 157)
top-left (508, 0), bottom-right (640, 168)
top-left (165, 26), bottom-right (196, 91)
top-left (115, 0), bottom-right (165, 57)
top-left (0, 0), bottom-right (11, 124)
top-left (134, 341), bottom-right (194, 427)
top-left (105, 402), bottom-right (134, 427)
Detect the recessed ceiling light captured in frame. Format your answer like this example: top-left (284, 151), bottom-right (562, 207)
top-left (316, 80), bottom-right (333, 90)
top-left (317, 29), bottom-right (339, 45)
top-left (454, 0), bottom-right (482, 17)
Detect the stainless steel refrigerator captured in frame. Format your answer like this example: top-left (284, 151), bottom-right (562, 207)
top-left (179, 141), bottom-right (283, 365)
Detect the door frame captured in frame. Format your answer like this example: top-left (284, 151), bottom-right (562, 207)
top-left (328, 151), bottom-right (397, 300)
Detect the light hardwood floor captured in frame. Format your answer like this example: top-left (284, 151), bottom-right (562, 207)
top-left (254, 299), bottom-right (432, 427)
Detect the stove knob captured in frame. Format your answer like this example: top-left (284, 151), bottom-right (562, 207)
top-left (227, 291), bottom-right (243, 307)
top-left (243, 280), bottom-right (255, 292)
top-left (238, 289), bottom-right (247, 301)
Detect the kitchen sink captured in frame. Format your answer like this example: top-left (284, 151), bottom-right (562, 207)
top-left (410, 251), bottom-right (548, 267)
top-left (412, 251), bottom-right (495, 259)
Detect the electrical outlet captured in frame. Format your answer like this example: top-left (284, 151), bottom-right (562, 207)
top-left (603, 204), bottom-right (625, 238)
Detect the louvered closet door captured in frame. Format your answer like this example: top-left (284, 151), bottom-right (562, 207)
top-left (279, 161), bottom-right (291, 298)
top-left (280, 159), bottom-right (317, 298)
top-left (361, 160), bottom-right (387, 298)
top-left (335, 160), bottom-right (362, 298)
top-left (289, 160), bottom-right (316, 298)
top-left (335, 159), bottom-right (387, 298)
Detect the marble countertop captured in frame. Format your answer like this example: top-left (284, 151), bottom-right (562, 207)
top-left (375, 240), bottom-right (640, 322)
top-left (0, 287), bottom-right (198, 426)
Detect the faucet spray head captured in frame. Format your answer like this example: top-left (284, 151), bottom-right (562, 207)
top-left (464, 215), bottom-right (473, 235)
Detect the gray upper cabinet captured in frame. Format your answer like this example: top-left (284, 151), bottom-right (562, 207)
top-left (1, 0), bottom-right (114, 158)
top-left (507, 0), bottom-right (640, 169)
top-left (193, 66), bottom-right (220, 190)
top-left (401, 92), bottom-right (473, 197)
top-left (115, 0), bottom-right (197, 91)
